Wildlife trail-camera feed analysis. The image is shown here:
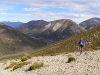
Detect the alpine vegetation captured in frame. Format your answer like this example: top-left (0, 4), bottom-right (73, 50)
top-left (28, 62), bottom-right (44, 71)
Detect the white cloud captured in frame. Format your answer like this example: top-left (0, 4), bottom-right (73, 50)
top-left (0, 12), bottom-right (99, 23)
top-left (10, 18), bottom-right (19, 22)
top-left (0, 8), bottom-right (4, 10)
top-left (26, 12), bottom-right (92, 22)
top-left (0, 12), bottom-right (31, 17)
top-left (23, 7), bottom-right (41, 12)
top-left (0, 0), bottom-right (100, 23)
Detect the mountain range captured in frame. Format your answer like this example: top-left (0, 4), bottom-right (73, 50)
top-left (1, 21), bottom-right (23, 28)
top-left (17, 20), bottom-right (48, 34)
top-left (79, 17), bottom-right (100, 30)
top-left (0, 17), bottom-right (100, 57)
top-left (17, 19), bottom-right (86, 41)
top-left (2, 17), bottom-right (100, 30)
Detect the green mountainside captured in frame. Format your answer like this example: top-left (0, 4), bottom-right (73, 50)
top-left (30, 26), bottom-right (100, 56)
top-left (0, 23), bottom-right (46, 56)
top-left (0, 25), bottom-right (100, 60)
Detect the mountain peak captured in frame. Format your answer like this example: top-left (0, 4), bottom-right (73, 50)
top-left (19, 19), bottom-right (85, 41)
top-left (80, 17), bottom-right (100, 30)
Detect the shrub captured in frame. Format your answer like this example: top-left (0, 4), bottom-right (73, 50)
top-left (13, 61), bottom-right (31, 70)
top-left (28, 62), bottom-right (43, 71)
top-left (67, 57), bottom-right (75, 63)
top-left (92, 47), bottom-right (100, 50)
top-left (65, 52), bottom-right (69, 54)
top-left (5, 62), bottom-right (17, 69)
top-left (21, 56), bottom-right (28, 61)
top-left (21, 54), bottom-right (31, 61)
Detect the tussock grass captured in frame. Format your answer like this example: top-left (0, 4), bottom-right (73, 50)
top-left (28, 62), bottom-right (44, 71)
top-left (13, 61), bottom-right (31, 70)
top-left (5, 62), bottom-right (17, 69)
top-left (5, 61), bottom-right (31, 70)
top-left (21, 53), bottom-right (31, 61)
top-left (67, 57), bottom-right (75, 63)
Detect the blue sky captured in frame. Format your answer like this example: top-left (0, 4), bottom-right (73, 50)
top-left (0, 0), bottom-right (100, 23)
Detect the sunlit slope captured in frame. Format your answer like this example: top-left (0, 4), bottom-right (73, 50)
top-left (31, 26), bottom-right (100, 56)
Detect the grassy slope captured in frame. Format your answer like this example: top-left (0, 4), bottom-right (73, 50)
top-left (0, 26), bottom-right (100, 60)
top-left (0, 24), bottom-right (46, 56)
top-left (29, 26), bottom-right (100, 56)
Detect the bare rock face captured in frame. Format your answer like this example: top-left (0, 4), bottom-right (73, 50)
top-left (80, 17), bottom-right (100, 30)
top-left (26, 19), bottom-right (86, 41)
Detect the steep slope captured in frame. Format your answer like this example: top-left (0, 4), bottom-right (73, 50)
top-left (30, 26), bottom-right (100, 56)
top-left (80, 17), bottom-right (100, 30)
top-left (27, 19), bottom-right (86, 41)
top-left (17, 20), bottom-right (48, 34)
top-left (0, 23), bottom-right (47, 56)
top-left (1, 21), bottom-right (23, 28)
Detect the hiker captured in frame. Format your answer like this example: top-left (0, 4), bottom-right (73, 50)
top-left (78, 38), bottom-right (85, 54)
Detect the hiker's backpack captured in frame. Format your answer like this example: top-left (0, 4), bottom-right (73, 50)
top-left (79, 40), bottom-right (84, 45)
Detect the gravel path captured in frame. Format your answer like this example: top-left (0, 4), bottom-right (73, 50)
top-left (0, 50), bottom-right (100, 75)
